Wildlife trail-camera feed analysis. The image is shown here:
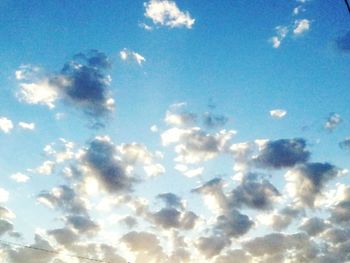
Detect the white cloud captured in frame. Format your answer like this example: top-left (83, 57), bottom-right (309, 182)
top-left (144, 0), bottom-right (195, 29)
top-left (17, 79), bottom-right (59, 109)
top-left (0, 188), bottom-right (9, 203)
top-left (270, 109), bottom-right (287, 119)
top-left (34, 161), bottom-right (55, 175)
top-left (119, 49), bottom-right (146, 65)
top-left (270, 26), bottom-right (288, 48)
top-left (15, 64), bottom-right (40, 80)
top-left (10, 173), bottom-right (30, 183)
top-left (18, 122), bottom-right (35, 130)
top-left (293, 19), bottom-right (310, 35)
top-left (0, 117), bottom-right (13, 133)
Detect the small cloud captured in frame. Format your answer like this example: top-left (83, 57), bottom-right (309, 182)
top-left (293, 19), bottom-right (310, 35)
top-left (15, 64), bottom-right (40, 80)
top-left (144, 0), bottom-right (195, 29)
top-left (324, 112), bottom-right (342, 132)
top-left (119, 48), bottom-right (146, 65)
top-left (18, 122), bottom-right (35, 130)
top-left (339, 137), bottom-right (350, 151)
top-left (0, 117), bottom-right (13, 133)
top-left (139, 22), bottom-right (153, 31)
top-left (34, 161), bottom-right (55, 175)
top-left (270, 26), bottom-right (288, 48)
top-left (270, 109), bottom-right (287, 119)
top-left (0, 188), bottom-right (9, 203)
top-left (10, 173), bottom-right (30, 183)
top-left (150, 125), bottom-right (158, 133)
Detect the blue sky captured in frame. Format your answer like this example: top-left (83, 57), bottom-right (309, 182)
top-left (1, 0), bottom-right (350, 262)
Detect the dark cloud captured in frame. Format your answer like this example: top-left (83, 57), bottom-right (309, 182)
top-left (336, 30), bottom-right (350, 52)
top-left (203, 112), bottom-right (228, 129)
top-left (214, 249), bottom-right (252, 263)
top-left (37, 185), bottom-right (88, 215)
top-left (6, 235), bottom-right (55, 263)
top-left (270, 206), bottom-right (303, 231)
top-left (0, 206), bottom-right (14, 219)
top-left (255, 138), bottom-right (310, 169)
top-left (157, 192), bottom-right (184, 209)
top-left (0, 219), bottom-right (13, 236)
top-left (299, 217), bottom-right (329, 236)
top-left (195, 235), bottom-right (230, 259)
top-left (121, 216), bottom-right (138, 228)
top-left (82, 137), bottom-right (136, 194)
top-left (99, 244), bottom-right (127, 263)
top-left (330, 186), bottom-right (350, 224)
top-left (53, 50), bottom-right (114, 122)
top-left (339, 137), bottom-right (350, 151)
top-left (214, 209), bottom-right (254, 238)
top-left (230, 174), bottom-right (280, 210)
top-left (47, 227), bottom-right (79, 247)
top-left (66, 215), bottom-right (100, 236)
top-left (286, 162), bottom-right (338, 207)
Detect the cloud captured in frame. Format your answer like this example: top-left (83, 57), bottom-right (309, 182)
top-left (298, 217), bottom-right (329, 236)
top-left (144, 0), bottom-right (195, 29)
top-left (34, 160), bottom-right (55, 175)
top-left (285, 162), bottom-right (338, 208)
top-left (269, 109), bottom-right (287, 119)
top-left (149, 207), bottom-right (198, 230)
top-left (339, 137), bottom-right (350, 151)
top-left (336, 30), bottom-right (350, 52)
top-left (214, 250), bottom-right (252, 263)
top-left (270, 26), bottom-right (288, 48)
top-left (37, 185), bottom-right (89, 215)
top-left (80, 136), bottom-right (136, 194)
top-left (324, 112), bottom-right (342, 132)
top-left (293, 19), bottom-right (310, 35)
top-left (254, 138), bottom-right (310, 169)
top-left (202, 112), bottom-right (228, 129)
top-left (268, 206), bottom-right (302, 231)
top-left (195, 235), bottom-right (230, 259)
top-left (6, 235), bottom-right (56, 263)
top-left (0, 206), bottom-right (15, 219)
top-left (18, 122), bottom-right (35, 130)
top-left (157, 192), bottom-right (184, 209)
top-left (16, 50), bottom-right (115, 124)
top-left (230, 174), bottom-right (280, 210)
top-left (120, 49), bottom-right (146, 65)
top-left (161, 127), bottom-right (235, 164)
top-left (47, 227), bottom-right (79, 247)
top-left (0, 188), bottom-right (9, 203)
top-left (165, 110), bottom-right (197, 127)
top-left (329, 185), bottom-right (350, 224)
top-left (0, 219), bottom-right (13, 236)
top-left (10, 173), bottom-right (30, 183)
top-left (0, 117), bottom-right (14, 133)
top-left (66, 215), bottom-right (100, 236)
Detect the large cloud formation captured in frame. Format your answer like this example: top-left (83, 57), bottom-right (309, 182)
top-left (17, 50), bottom-right (115, 126)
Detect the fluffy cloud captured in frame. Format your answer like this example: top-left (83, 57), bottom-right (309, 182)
top-left (10, 173), bottom-right (30, 183)
top-left (285, 162), bottom-right (338, 208)
top-left (120, 49), bottom-right (146, 65)
top-left (329, 185), bottom-right (350, 224)
top-left (293, 19), bottom-right (310, 35)
top-left (230, 173), bottom-right (280, 210)
top-left (0, 117), bottom-right (14, 133)
top-left (254, 138), bottom-right (310, 169)
top-left (144, 0), bottom-right (195, 29)
top-left (16, 50), bottom-right (115, 124)
top-left (336, 30), bottom-right (350, 52)
top-left (269, 109), bottom-right (287, 119)
top-left (195, 235), bottom-right (230, 259)
top-left (165, 110), bottom-right (197, 127)
top-left (18, 122), bottom-right (35, 130)
top-left (0, 219), bottom-right (13, 236)
top-left (298, 217), bottom-right (329, 236)
top-left (80, 136), bottom-right (136, 194)
top-left (0, 188), bottom-right (9, 203)
top-left (324, 112), bottom-right (342, 131)
top-left (215, 250), bottom-right (252, 263)
top-left (270, 26), bottom-right (288, 48)
top-left (162, 127), bottom-right (235, 163)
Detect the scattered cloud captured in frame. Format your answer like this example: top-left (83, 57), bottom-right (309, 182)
top-left (324, 112), bottom-right (342, 132)
top-left (10, 173), bottom-right (30, 183)
top-left (144, 0), bottom-right (195, 29)
top-left (18, 121), bottom-right (35, 130)
top-left (293, 19), bottom-right (310, 35)
top-left (269, 109), bottom-right (287, 119)
top-left (0, 117), bottom-right (14, 133)
top-left (0, 188), bottom-right (9, 203)
top-left (120, 48), bottom-right (146, 65)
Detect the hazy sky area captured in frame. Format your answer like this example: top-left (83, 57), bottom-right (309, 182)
top-left (1, 0), bottom-right (350, 262)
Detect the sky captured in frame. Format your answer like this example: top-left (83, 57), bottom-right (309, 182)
top-left (0, 0), bottom-right (350, 262)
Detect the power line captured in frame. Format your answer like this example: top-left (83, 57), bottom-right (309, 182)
top-left (344, 0), bottom-right (350, 14)
top-left (0, 239), bottom-right (113, 263)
